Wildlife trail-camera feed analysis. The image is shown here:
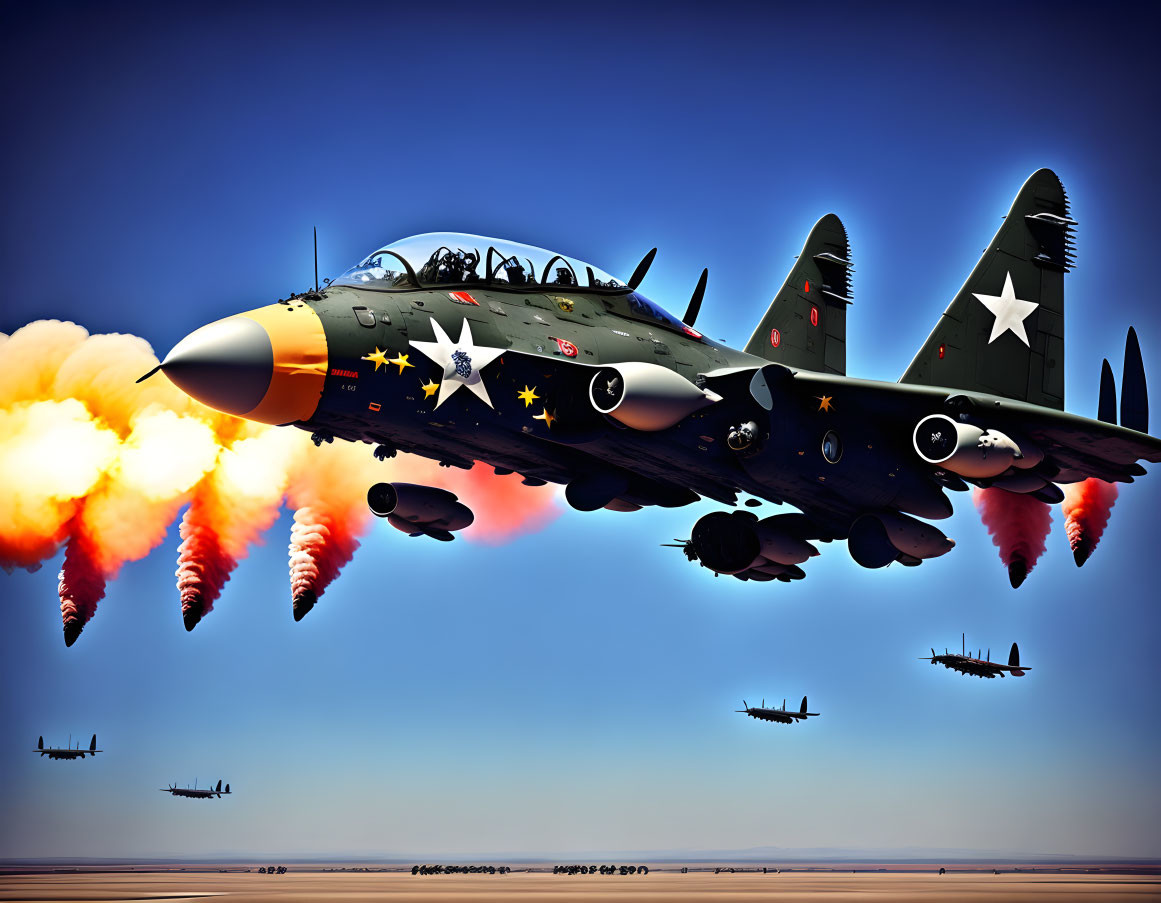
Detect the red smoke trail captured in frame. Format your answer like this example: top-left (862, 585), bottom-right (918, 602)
top-left (57, 526), bottom-right (107, 647)
top-left (444, 466), bottom-right (559, 544)
top-left (288, 506), bottom-right (362, 622)
top-left (1061, 478), bottom-right (1119, 567)
top-left (973, 487), bottom-right (1053, 588)
top-left (175, 492), bottom-right (237, 631)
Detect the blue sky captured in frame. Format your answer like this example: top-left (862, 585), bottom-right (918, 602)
top-left (1, 0), bottom-right (1159, 859)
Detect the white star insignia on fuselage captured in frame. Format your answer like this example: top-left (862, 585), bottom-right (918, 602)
top-left (410, 317), bottom-right (506, 409)
top-left (973, 271), bottom-right (1038, 346)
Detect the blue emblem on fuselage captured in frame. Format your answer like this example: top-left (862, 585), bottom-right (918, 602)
top-left (451, 350), bottom-right (472, 378)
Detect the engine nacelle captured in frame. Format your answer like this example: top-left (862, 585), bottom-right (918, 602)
top-left (590, 362), bottom-right (721, 431)
top-left (913, 414), bottom-right (1022, 479)
top-left (367, 482), bottom-right (474, 540)
top-left (690, 511), bottom-right (817, 575)
top-left (847, 511), bottom-right (954, 569)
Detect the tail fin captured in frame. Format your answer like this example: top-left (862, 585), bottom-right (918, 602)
top-left (800, 695), bottom-right (809, 714)
top-left (900, 169), bottom-right (1074, 409)
top-left (1121, 327), bottom-right (1149, 432)
top-left (225, 783), bottom-right (230, 794)
top-left (744, 214), bottom-right (852, 374)
top-left (38, 736), bottom-right (43, 750)
top-left (216, 779), bottom-right (222, 793)
top-left (1008, 642), bottom-right (1020, 669)
top-left (1098, 359), bottom-right (1118, 424)
top-left (89, 734), bottom-right (96, 752)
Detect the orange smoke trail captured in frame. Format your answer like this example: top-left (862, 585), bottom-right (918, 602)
top-left (175, 492), bottom-right (237, 631)
top-left (973, 487), bottom-right (1053, 589)
top-left (57, 525), bottom-right (106, 647)
top-left (284, 440), bottom-right (373, 621)
top-left (1061, 478), bottom-right (1119, 567)
top-left (3, 319), bottom-right (563, 641)
top-left (173, 428), bottom-right (297, 630)
top-left (0, 399), bottom-right (120, 568)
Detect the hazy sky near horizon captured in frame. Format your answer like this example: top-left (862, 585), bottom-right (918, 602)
top-left (1, 0), bottom-right (1160, 860)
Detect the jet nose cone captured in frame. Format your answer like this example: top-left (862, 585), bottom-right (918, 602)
top-left (161, 304), bottom-right (328, 425)
top-left (162, 317), bottom-right (274, 417)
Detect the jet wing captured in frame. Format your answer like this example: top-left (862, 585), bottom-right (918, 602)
top-left (790, 371), bottom-right (1161, 484)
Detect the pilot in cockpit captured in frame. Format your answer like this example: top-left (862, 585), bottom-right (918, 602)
top-left (420, 247), bottom-right (481, 284)
top-left (502, 258), bottom-right (528, 285)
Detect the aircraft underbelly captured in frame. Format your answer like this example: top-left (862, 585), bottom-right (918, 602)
top-left (309, 293), bottom-right (952, 534)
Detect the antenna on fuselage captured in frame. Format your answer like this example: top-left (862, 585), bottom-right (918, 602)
top-left (683, 268), bottom-right (708, 326)
top-left (313, 226), bottom-right (319, 292)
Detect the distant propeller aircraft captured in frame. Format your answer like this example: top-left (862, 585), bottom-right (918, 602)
top-left (920, 635), bottom-right (1030, 678)
top-left (160, 779), bottom-right (231, 799)
top-left (146, 168), bottom-right (1159, 603)
top-left (35, 734), bottom-right (100, 760)
top-left (737, 697), bottom-right (819, 724)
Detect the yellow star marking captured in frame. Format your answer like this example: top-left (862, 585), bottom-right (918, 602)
top-left (388, 353), bottom-right (414, 374)
top-left (817, 395), bottom-right (834, 412)
top-left (533, 407), bottom-right (556, 429)
top-left (362, 347), bottom-right (391, 371)
top-left (517, 385), bottom-right (540, 407)
top-left (420, 379), bottom-right (439, 399)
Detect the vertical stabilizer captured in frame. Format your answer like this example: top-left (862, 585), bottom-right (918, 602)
top-left (1121, 327), bottom-right (1149, 432)
top-left (1098, 359), bottom-right (1118, 424)
top-left (1008, 642), bottom-right (1021, 668)
top-left (799, 695), bottom-right (809, 714)
top-left (744, 214), bottom-right (852, 374)
top-left (89, 734), bottom-right (97, 752)
top-left (901, 169), bottom-right (1074, 409)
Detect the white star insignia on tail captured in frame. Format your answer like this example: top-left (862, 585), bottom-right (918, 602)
top-left (973, 271), bottom-right (1038, 346)
top-left (410, 318), bottom-right (505, 409)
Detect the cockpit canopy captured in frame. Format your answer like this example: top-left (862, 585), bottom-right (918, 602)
top-left (333, 232), bottom-right (628, 293)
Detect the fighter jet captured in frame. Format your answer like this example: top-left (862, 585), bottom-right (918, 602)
top-left (160, 779), bottom-right (231, 799)
top-left (148, 169), bottom-right (1160, 589)
top-left (737, 697), bottom-right (819, 724)
top-left (921, 635), bottom-right (1030, 678)
top-left (35, 734), bottom-right (100, 760)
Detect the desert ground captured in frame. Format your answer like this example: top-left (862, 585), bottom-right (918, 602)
top-left (1, 867), bottom-right (1160, 902)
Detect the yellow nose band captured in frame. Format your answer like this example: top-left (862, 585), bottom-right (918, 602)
top-left (237, 303), bottom-right (328, 425)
